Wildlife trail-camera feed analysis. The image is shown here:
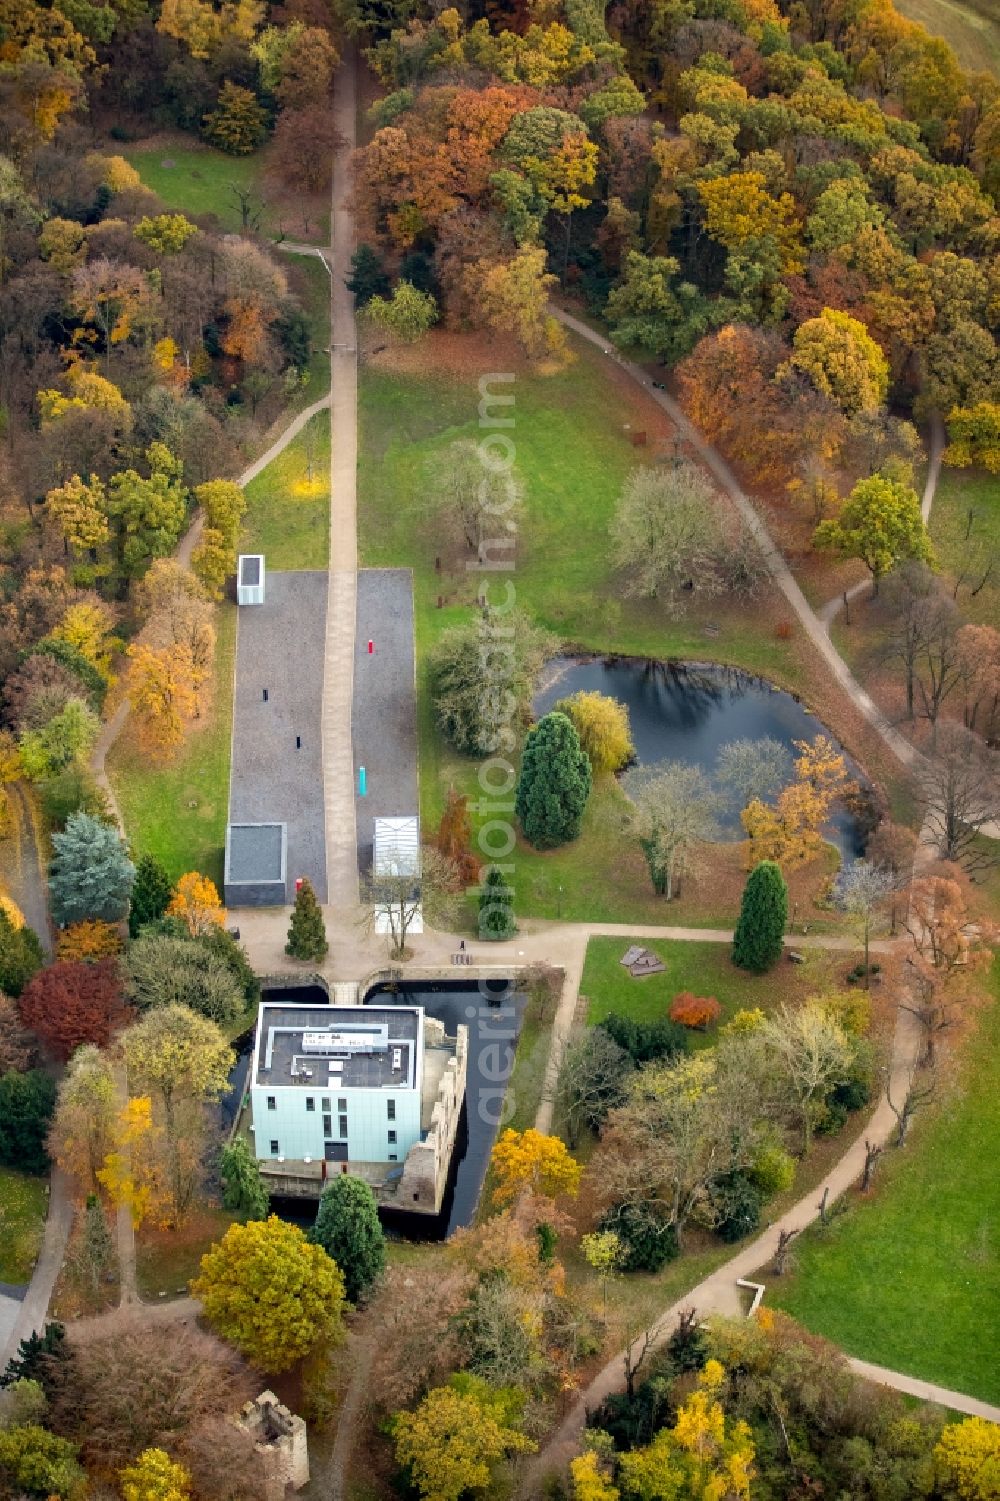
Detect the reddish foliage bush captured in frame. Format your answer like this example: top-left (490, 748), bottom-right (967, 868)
top-left (669, 992), bottom-right (723, 1029)
top-left (775, 620), bottom-right (793, 640)
top-left (17, 958), bottom-right (130, 1060)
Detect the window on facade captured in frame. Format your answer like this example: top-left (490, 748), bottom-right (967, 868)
top-left (338, 1114), bottom-right (348, 1138)
top-left (388, 1153), bottom-right (397, 1161)
top-left (270, 1140), bottom-right (279, 1154)
top-left (266, 1096), bottom-right (276, 1110)
top-left (322, 1097), bottom-right (330, 1111)
top-left (306, 1097), bottom-right (315, 1112)
top-left (387, 1099), bottom-right (396, 1121)
top-left (387, 1129), bottom-right (397, 1144)
top-left (338, 1097), bottom-right (347, 1112)
top-left (323, 1114), bottom-right (332, 1138)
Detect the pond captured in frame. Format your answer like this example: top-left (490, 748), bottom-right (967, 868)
top-left (534, 655), bottom-right (865, 858)
top-left (239, 980), bottom-right (523, 1240)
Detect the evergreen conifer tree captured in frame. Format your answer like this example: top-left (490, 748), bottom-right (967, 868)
top-left (515, 712), bottom-right (592, 849)
top-left (285, 878), bottom-right (328, 960)
top-left (49, 812), bottom-right (134, 925)
top-left (129, 853), bottom-right (173, 937)
top-left (220, 1137), bottom-right (270, 1221)
top-left (479, 866), bottom-right (515, 940)
top-left (732, 860), bottom-right (788, 973)
top-left (345, 244), bottom-right (390, 305)
top-left (313, 1175), bottom-right (386, 1304)
top-left (0, 912), bottom-right (43, 997)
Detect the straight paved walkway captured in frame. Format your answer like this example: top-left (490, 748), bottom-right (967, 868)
top-left (322, 47), bottom-right (361, 910)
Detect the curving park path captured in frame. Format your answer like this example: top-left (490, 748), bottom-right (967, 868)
top-left (551, 308), bottom-right (921, 775)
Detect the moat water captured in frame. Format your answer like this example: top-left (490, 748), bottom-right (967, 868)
top-left (238, 979), bottom-right (523, 1240)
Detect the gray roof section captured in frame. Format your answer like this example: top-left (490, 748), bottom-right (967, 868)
top-left (226, 823), bottom-right (285, 884)
top-left (229, 570), bottom-right (328, 901)
top-left (256, 1005), bottom-right (420, 1090)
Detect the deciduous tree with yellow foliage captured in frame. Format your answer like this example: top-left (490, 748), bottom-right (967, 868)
top-left (120, 1448), bottom-right (192, 1501)
top-left (490, 1127), bottom-right (582, 1207)
top-left (741, 736), bottom-right (853, 867)
top-left (393, 1375), bottom-right (535, 1501)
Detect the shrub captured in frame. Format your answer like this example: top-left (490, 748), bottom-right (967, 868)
top-left (820, 987), bottom-right (872, 1035)
top-left (56, 920), bottom-right (123, 961)
top-left (775, 620), bottom-right (793, 640)
top-left (600, 1200), bottom-right (678, 1272)
top-left (709, 1171), bottom-right (764, 1243)
top-left (479, 866), bottom-right (515, 940)
top-left (668, 992), bottom-right (722, 1029)
top-left (598, 1013), bottom-right (688, 1064)
top-left (39, 769), bottom-right (109, 830)
top-left (748, 1143), bottom-right (795, 1197)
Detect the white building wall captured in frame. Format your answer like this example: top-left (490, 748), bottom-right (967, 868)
top-left (250, 1084), bottom-right (421, 1164)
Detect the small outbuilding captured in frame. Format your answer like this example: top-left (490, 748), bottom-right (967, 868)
top-left (237, 554), bottom-right (266, 606)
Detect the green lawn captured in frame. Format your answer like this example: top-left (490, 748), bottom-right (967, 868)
top-left (894, 0), bottom-right (1000, 75)
top-left (359, 341), bottom-right (855, 923)
top-left (122, 140), bottom-right (329, 242)
top-left (929, 465), bottom-right (1000, 628)
top-left (770, 959), bottom-right (1000, 1405)
top-left (0, 1167), bottom-right (47, 1284)
top-left (242, 409), bottom-right (330, 569)
top-left (108, 603), bottom-right (236, 887)
top-left (581, 936), bottom-right (839, 1037)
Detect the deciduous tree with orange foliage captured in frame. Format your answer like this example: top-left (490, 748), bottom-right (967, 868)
top-left (741, 736), bottom-right (853, 867)
top-left (669, 993), bottom-right (722, 1029)
top-left (128, 643), bottom-right (203, 753)
top-left (167, 872), bottom-right (226, 937)
top-left (435, 788), bottom-right (480, 887)
top-left (56, 920), bottom-right (123, 962)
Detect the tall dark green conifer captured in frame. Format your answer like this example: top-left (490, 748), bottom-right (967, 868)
top-left (285, 878), bottom-right (328, 961)
top-left (479, 866), bottom-right (515, 940)
top-left (515, 712), bottom-right (592, 849)
top-left (129, 853), bottom-right (173, 937)
top-left (732, 860), bottom-right (788, 973)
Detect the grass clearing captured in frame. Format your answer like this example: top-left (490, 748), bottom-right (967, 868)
top-left (894, 0), bottom-right (1000, 75)
top-left (242, 408), bottom-right (330, 569)
top-left (580, 936), bottom-right (846, 1037)
top-left (135, 1204), bottom-right (238, 1300)
top-left (108, 602), bottom-right (236, 887)
top-left (769, 958), bottom-right (1000, 1405)
top-left (122, 139), bottom-right (329, 242)
top-left (0, 1167), bottom-right (47, 1283)
top-left (928, 465), bottom-right (1000, 628)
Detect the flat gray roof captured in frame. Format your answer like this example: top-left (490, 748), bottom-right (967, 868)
top-left (240, 555), bottom-right (261, 586)
top-left (255, 1005), bottom-right (420, 1090)
top-left (227, 823), bottom-right (285, 884)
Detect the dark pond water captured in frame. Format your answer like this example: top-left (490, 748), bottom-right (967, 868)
top-left (535, 655), bottom-right (865, 858)
top-left (240, 981), bottom-right (522, 1240)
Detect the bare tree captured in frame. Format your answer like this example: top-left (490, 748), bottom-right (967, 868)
top-left (715, 736), bottom-right (792, 808)
top-left (625, 760), bottom-right (722, 899)
top-left (772, 1227), bottom-right (799, 1274)
top-left (424, 438), bottom-right (524, 555)
top-left (915, 594), bottom-right (963, 731)
top-left (360, 845), bottom-right (462, 959)
top-left (866, 820), bottom-right (917, 933)
top-left (878, 562), bottom-right (948, 722)
top-left (917, 723), bottom-right (1000, 870)
top-left (886, 1066), bottom-right (935, 1147)
top-left (837, 859), bottom-right (896, 984)
top-left (47, 1319), bottom-right (256, 1478)
top-left (861, 1139), bottom-right (883, 1191)
top-left (554, 1026), bottom-right (633, 1147)
top-left (611, 462), bottom-right (726, 614)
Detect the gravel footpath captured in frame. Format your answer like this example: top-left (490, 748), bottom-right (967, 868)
top-left (229, 570), bottom-right (329, 900)
top-left (352, 569), bottom-right (419, 873)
